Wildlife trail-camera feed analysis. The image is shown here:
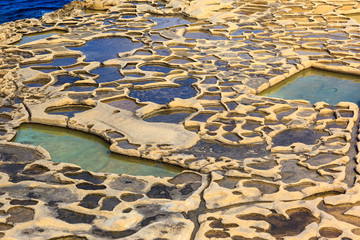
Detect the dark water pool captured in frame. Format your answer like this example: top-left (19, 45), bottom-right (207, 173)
top-left (129, 78), bottom-right (198, 104)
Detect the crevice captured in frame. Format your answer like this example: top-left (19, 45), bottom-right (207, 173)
top-left (206, 200), bottom-right (275, 213)
top-left (65, 116), bottom-right (69, 128)
top-left (184, 173), bottom-right (211, 240)
top-left (22, 102), bottom-right (32, 121)
top-left (344, 110), bottom-right (359, 187)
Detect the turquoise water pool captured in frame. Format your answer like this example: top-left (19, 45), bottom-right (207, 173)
top-left (260, 68), bottom-right (360, 105)
top-left (13, 124), bottom-right (181, 177)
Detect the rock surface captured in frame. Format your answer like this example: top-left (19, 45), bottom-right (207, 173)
top-left (1, 0), bottom-right (360, 238)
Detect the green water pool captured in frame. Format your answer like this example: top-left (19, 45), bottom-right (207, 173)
top-left (259, 68), bottom-right (360, 105)
top-left (13, 124), bottom-right (181, 177)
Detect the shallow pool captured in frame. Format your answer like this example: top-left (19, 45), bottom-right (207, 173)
top-left (149, 17), bottom-right (191, 30)
top-left (16, 30), bottom-right (66, 45)
top-left (129, 77), bottom-right (198, 104)
top-left (259, 68), bottom-right (360, 105)
top-left (13, 124), bottom-right (181, 177)
top-left (69, 37), bottom-right (143, 62)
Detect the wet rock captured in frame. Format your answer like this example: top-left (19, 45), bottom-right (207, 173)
top-left (168, 172), bottom-right (202, 185)
top-left (22, 164), bottom-right (50, 175)
top-left (47, 236), bottom-right (88, 240)
top-left (178, 140), bottom-right (269, 161)
top-left (92, 228), bottom-right (136, 238)
top-left (0, 223), bottom-right (13, 231)
top-left (120, 193), bottom-right (144, 202)
top-left (57, 209), bottom-right (95, 224)
top-left (76, 182), bottom-right (106, 190)
top-left (10, 199), bottom-right (38, 206)
top-left (238, 208), bottom-right (318, 237)
top-left (146, 184), bottom-right (176, 199)
top-left (319, 227), bottom-right (342, 238)
top-left (79, 194), bottom-right (105, 209)
top-left (100, 197), bottom-right (121, 211)
top-left (64, 171), bottom-right (105, 184)
top-left (0, 163), bottom-right (27, 175)
top-left (0, 185), bottom-right (78, 203)
top-left (7, 206), bottom-right (35, 223)
top-left (0, 144), bottom-right (43, 163)
top-left (109, 176), bottom-right (147, 192)
top-left (205, 230), bottom-right (230, 238)
top-left (273, 129), bottom-right (327, 146)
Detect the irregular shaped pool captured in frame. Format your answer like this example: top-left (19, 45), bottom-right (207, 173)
top-left (184, 31), bottom-right (227, 40)
top-left (69, 37), bottom-right (143, 62)
top-left (13, 124), bottom-right (181, 177)
top-left (144, 109), bottom-right (196, 124)
top-left (140, 64), bottom-right (174, 73)
top-left (149, 17), bottom-right (191, 30)
top-left (259, 68), bottom-right (360, 105)
top-left (54, 75), bottom-right (81, 86)
top-left (21, 57), bottom-right (78, 68)
top-left (129, 77), bottom-right (198, 104)
top-left (15, 30), bottom-right (66, 45)
top-left (231, 29), bottom-right (263, 36)
top-left (91, 66), bottom-right (124, 83)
